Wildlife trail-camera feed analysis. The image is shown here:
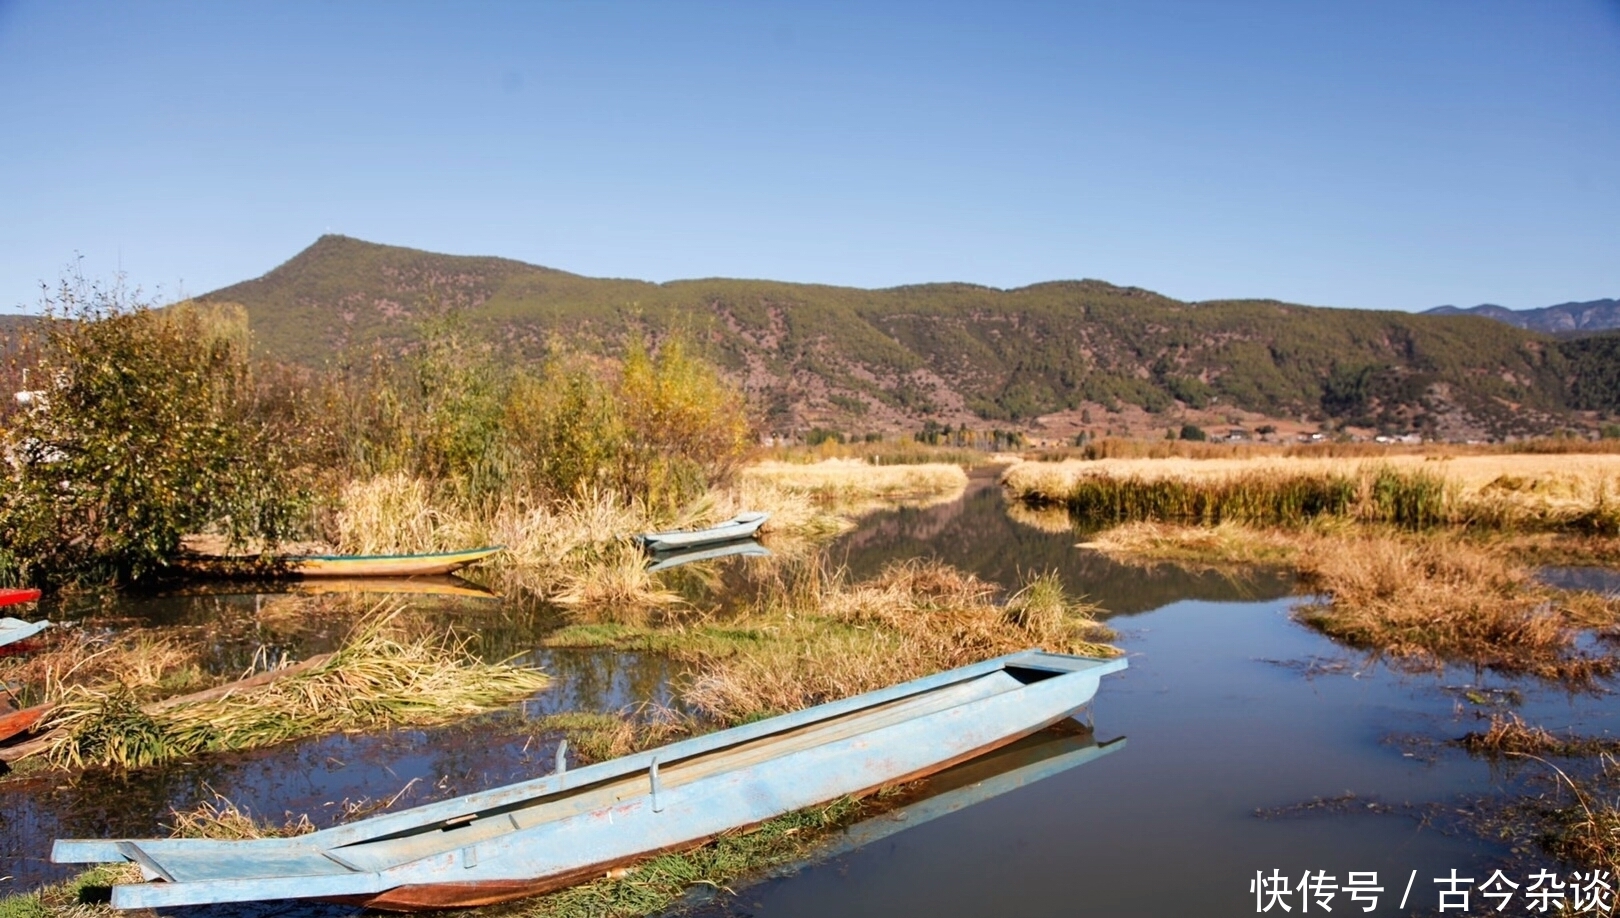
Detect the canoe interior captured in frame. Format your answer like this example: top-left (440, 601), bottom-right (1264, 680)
top-left (55, 650), bottom-right (1125, 910)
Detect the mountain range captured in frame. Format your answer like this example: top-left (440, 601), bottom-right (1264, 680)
top-left (188, 236), bottom-right (1620, 441)
top-left (1424, 300), bottom-right (1620, 335)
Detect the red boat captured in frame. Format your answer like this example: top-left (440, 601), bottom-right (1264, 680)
top-left (0, 588), bottom-right (40, 608)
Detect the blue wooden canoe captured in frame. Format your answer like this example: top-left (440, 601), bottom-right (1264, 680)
top-left (53, 649), bottom-right (1125, 910)
top-left (635, 512), bottom-right (769, 553)
top-left (0, 617), bottom-right (50, 650)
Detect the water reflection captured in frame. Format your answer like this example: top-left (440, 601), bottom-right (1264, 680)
top-left (829, 467), bottom-right (1293, 616)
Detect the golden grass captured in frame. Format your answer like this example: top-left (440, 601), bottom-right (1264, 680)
top-left (679, 560), bottom-right (1119, 724)
top-left (1076, 521), bottom-right (1302, 568)
top-left (42, 609), bottom-right (551, 769)
top-left (1004, 454), bottom-right (1620, 533)
top-left (166, 791), bottom-right (315, 839)
top-left (1293, 534), bottom-right (1618, 681)
top-left (0, 630), bottom-right (205, 709)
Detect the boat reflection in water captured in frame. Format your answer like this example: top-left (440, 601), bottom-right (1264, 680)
top-left (808, 720), bottom-right (1122, 865)
top-left (647, 539), bottom-right (773, 573)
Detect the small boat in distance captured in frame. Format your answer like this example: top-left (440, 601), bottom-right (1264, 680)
top-left (54, 648), bottom-right (1126, 910)
top-left (636, 512), bottom-right (769, 553)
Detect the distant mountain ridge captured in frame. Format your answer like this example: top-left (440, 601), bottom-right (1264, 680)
top-left (1425, 299), bottom-right (1620, 335)
top-left (182, 236), bottom-right (1619, 439)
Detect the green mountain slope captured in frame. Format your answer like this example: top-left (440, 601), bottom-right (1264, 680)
top-left (202, 235), bottom-right (1594, 438)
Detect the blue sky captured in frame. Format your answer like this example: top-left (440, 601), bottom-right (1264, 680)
top-left (1, 1), bottom-right (1616, 313)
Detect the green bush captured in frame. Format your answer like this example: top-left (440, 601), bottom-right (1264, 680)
top-left (1179, 423), bottom-right (1207, 441)
top-left (0, 283), bottom-right (309, 585)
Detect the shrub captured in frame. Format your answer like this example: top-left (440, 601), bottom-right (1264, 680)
top-left (0, 281), bottom-right (309, 585)
top-left (1178, 423), bottom-right (1207, 441)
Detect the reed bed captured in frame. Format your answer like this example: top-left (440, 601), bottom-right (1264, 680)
top-left (1004, 454), bottom-right (1620, 534)
top-left (1076, 521), bottom-right (1302, 568)
top-left (680, 560), bottom-right (1118, 724)
top-left (42, 611), bottom-right (550, 769)
top-left (166, 791), bottom-right (315, 839)
top-left (1292, 535), bottom-right (1618, 681)
top-left (0, 630), bottom-right (205, 709)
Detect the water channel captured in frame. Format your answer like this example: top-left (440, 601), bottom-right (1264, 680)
top-left (3, 468), bottom-right (1618, 916)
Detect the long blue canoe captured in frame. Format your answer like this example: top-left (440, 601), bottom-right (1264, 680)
top-left (53, 648), bottom-right (1125, 911)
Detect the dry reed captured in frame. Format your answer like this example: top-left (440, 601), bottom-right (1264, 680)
top-left (1458, 713), bottom-right (1620, 759)
top-left (1293, 535), bottom-right (1617, 681)
top-left (42, 609), bottom-right (550, 769)
top-left (166, 791), bottom-right (315, 839)
top-left (681, 560), bottom-right (1118, 724)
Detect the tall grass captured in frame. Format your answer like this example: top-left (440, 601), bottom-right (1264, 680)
top-left (1003, 454), bottom-right (1620, 535)
top-left (680, 560), bottom-right (1118, 724)
top-left (41, 610), bottom-right (550, 769)
top-left (1015, 466), bottom-right (1448, 529)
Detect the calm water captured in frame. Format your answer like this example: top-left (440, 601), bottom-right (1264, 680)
top-left (3, 468), bottom-right (1617, 917)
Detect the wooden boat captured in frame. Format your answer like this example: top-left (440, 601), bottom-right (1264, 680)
top-left (635, 512), bottom-right (768, 553)
top-left (282, 546), bottom-right (502, 578)
top-left (0, 616), bottom-right (50, 649)
top-left (54, 649), bottom-right (1125, 910)
top-left (645, 539), bottom-right (771, 572)
top-left (0, 587), bottom-right (41, 607)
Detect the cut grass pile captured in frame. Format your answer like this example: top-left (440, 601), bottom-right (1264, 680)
top-left (40, 611), bottom-right (550, 769)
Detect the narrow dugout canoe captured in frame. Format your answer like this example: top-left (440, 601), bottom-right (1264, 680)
top-left (276, 547), bottom-right (502, 578)
top-left (54, 649), bottom-right (1126, 911)
top-left (0, 616), bottom-right (50, 649)
top-left (635, 512), bottom-right (769, 553)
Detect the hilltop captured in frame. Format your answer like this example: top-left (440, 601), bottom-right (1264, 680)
top-left (197, 236), bottom-right (1612, 440)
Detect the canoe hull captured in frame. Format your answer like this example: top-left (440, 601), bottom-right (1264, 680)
top-left (0, 588), bottom-right (41, 607)
top-left (636, 513), bottom-right (769, 553)
top-left (286, 547), bottom-right (502, 578)
top-left (57, 650), bottom-right (1125, 911)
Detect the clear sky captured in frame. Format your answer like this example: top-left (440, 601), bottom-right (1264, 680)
top-left (1, 1), bottom-right (1616, 314)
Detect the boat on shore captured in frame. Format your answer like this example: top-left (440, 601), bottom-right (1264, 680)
top-left (0, 617), bottom-right (50, 650)
top-left (185, 547), bottom-right (503, 579)
top-left (0, 587), bottom-right (41, 608)
top-left (635, 512), bottom-right (768, 553)
top-left (54, 648), bottom-right (1126, 910)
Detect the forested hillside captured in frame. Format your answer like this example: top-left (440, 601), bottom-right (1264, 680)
top-left (196, 236), bottom-right (1608, 439)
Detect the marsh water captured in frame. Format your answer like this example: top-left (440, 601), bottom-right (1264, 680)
top-left (4, 468), bottom-right (1619, 916)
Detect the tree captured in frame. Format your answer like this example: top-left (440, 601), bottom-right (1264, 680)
top-left (0, 279), bottom-right (308, 585)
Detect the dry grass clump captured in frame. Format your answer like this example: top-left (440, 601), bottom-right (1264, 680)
top-left (532, 710), bottom-right (691, 764)
top-left (1459, 713), bottom-right (1620, 759)
top-left (1076, 521), bottom-right (1301, 568)
top-left (739, 460), bottom-right (968, 515)
top-left (42, 610), bottom-right (550, 769)
top-left (0, 630), bottom-right (204, 709)
top-left (1293, 535), bottom-right (1618, 681)
top-left (166, 791), bottom-right (315, 839)
top-left (682, 560), bottom-right (1119, 724)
